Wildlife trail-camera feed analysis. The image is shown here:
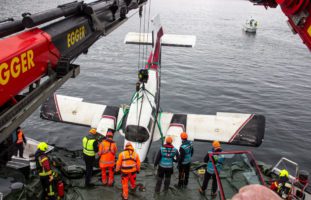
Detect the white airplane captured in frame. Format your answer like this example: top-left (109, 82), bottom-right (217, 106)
top-left (40, 15), bottom-right (265, 161)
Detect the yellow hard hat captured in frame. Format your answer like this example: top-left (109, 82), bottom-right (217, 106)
top-left (279, 169), bottom-right (289, 178)
top-left (89, 128), bottom-right (97, 135)
top-left (37, 142), bottom-right (48, 152)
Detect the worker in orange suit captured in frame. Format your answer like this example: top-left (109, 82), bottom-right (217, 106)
top-left (116, 142), bottom-right (141, 200)
top-left (15, 126), bottom-right (27, 158)
top-left (98, 130), bottom-right (117, 186)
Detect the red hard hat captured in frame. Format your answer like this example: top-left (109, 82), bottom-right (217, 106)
top-left (125, 142), bottom-right (134, 150)
top-left (166, 136), bottom-right (173, 144)
top-left (125, 142), bottom-right (133, 148)
top-left (180, 132), bottom-right (188, 140)
top-left (106, 131), bottom-right (113, 137)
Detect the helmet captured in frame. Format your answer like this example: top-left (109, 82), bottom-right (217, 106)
top-left (125, 142), bottom-right (134, 150)
top-left (180, 132), bottom-right (188, 140)
top-left (279, 169), bottom-right (289, 178)
top-left (212, 140), bottom-right (221, 149)
top-left (165, 136), bottom-right (173, 144)
top-left (37, 142), bottom-right (48, 152)
top-left (106, 131), bottom-right (113, 138)
top-left (89, 128), bottom-right (97, 135)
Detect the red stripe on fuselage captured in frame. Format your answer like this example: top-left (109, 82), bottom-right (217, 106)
top-left (145, 27), bottom-right (164, 70)
top-left (169, 123), bottom-right (185, 132)
top-left (102, 115), bottom-right (116, 127)
top-left (54, 94), bottom-right (63, 121)
top-left (229, 114), bottom-right (254, 143)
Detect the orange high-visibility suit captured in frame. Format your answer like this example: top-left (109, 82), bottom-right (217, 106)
top-left (98, 138), bottom-right (117, 185)
top-left (116, 142), bottom-right (141, 200)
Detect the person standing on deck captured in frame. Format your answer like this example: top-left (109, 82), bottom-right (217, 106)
top-left (14, 126), bottom-right (27, 158)
top-left (82, 128), bottom-right (99, 187)
top-left (154, 136), bottom-right (180, 193)
top-left (177, 132), bottom-right (193, 188)
top-left (116, 142), bottom-right (141, 200)
top-left (98, 129), bottom-right (117, 186)
top-left (199, 140), bottom-right (224, 197)
top-left (35, 142), bottom-right (56, 200)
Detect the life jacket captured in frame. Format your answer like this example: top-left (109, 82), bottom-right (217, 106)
top-left (99, 139), bottom-right (117, 168)
top-left (82, 135), bottom-right (96, 156)
top-left (181, 140), bottom-right (193, 165)
top-left (16, 130), bottom-right (23, 144)
top-left (159, 145), bottom-right (177, 168)
top-left (120, 149), bottom-right (139, 173)
top-left (206, 149), bottom-right (224, 174)
top-left (35, 150), bottom-right (52, 177)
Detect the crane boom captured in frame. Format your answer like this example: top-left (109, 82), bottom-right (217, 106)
top-left (0, 0), bottom-right (146, 148)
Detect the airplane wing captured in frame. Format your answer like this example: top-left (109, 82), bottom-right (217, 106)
top-left (154, 112), bottom-right (265, 147)
top-left (40, 94), bottom-right (125, 135)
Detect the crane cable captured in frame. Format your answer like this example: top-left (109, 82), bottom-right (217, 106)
top-left (136, 1), bottom-right (153, 142)
top-left (144, 0), bottom-right (152, 62)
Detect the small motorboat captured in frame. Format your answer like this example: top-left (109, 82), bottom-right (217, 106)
top-left (243, 18), bottom-right (258, 33)
top-left (6, 137), bottom-right (54, 170)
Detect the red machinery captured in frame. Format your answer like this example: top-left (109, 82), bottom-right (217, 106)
top-left (250, 0), bottom-right (311, 51)
top-left (0, 0), bottom-right (147, 164)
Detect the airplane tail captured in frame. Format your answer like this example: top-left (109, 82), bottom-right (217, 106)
top-left (124, 15), bottom-right (196, 69)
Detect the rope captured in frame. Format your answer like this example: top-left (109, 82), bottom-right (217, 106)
top-left (137, 7), bottom-right (142, 71)
top-left (142, 89), bottom-right (164, 144)
top-left (157, 111), bottom-right (164, 144)
top-left (145, 0), bottom-right (152, 61)
top-left (142, 6), bottom-right (147, 68)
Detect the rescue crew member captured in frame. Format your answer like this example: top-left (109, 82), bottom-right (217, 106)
top-left (35, 142), bottom-right (56, 200)
top-left (154, 136), bottom-right (180, 193)
top-left (199, 140), bottom-right (224, 197)
top-left (116, 142), bottom-right (141, 200)
top-left (270, 169), bottom-right (290, 197)
top-left (82, 128), bottom-right (99, 187)
top-left (15, 126), bottom-right (27, 158)
top-left (98, 129), bottom-right (117, 186)
top-left (177, 132), bottom-right (193, 188)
